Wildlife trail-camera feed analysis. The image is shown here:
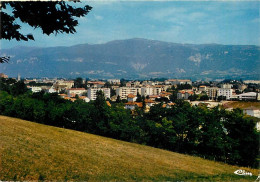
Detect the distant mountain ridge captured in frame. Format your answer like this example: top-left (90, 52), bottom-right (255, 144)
top-left (1, 38), bottom-right (259, 80)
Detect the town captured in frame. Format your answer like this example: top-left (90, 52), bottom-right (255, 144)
top-left (1, 1), bottom-right (259, 181)
top-left (1, 73), bottom-right (259, 125)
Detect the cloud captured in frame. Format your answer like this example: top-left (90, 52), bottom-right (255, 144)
top-left (94, 15), bottom-right (104, 21)
top-left (155, 25), bottom-right (183, 41)
top-left (251, 18), bottom-right (260, 23)
top-left (105, 62), bottom-right (117, 65)
top-left (73, 57), bottom-right (84, 62)
top-left (188, 12), bottom-right (206, 21)
top-left (145, 7), bottom-right (186, 20)
top-left (57, 58), bottom-right (69, 62)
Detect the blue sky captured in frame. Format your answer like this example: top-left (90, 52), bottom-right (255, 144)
top-left (1, 1), bottom-right (260, 49)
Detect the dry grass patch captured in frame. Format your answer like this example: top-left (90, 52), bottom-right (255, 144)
top-left (223, 101), bottom-right (260, 109)
top-left (0, 115), bottom-right (258, 181)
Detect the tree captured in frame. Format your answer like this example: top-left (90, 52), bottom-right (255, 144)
top-left (1, 1), bottom-right (92, 62)
top-left (74, 77), bottom-right (84, 88)
top-left (10, 80), bottom-right (28, 96)
top-left (199, 94), bottom-right (209, 101)
top-left (136, 92), bottom-right (142, 102)
top-left (116, 95), bottom-right (121, 103)
top-left (177, 84), bottom-right (192, 90)
top-left (217, 95), bottom-right (226, 101)
top-left (188, 94), bottom-right (198, 101)
top-left (224, 109), bottom-right (259, 167)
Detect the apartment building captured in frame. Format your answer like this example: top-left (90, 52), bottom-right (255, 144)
top-left (218, 88), bottom-right (233, 100)
top-left (165, 79), bottom-right (192, 85)
top-left (116, 87), bottom-right (141, 99)
top-left (206, 87), bottom-right (219, 100)
top-left (141, 87), bottom-right (154, 96)
top-left (177, 90), bottom-right (194, 100)
top-left (107, 79), bottom-right (120, 85)
top-left (88, 88), bottom-right (111, 100)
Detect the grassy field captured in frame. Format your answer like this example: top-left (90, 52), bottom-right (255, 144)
top-left (223, 101), bottom-right (260, 109)
top-left (0, 115), bottom-right (258, 181)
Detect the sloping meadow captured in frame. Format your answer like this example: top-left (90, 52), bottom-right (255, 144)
top-left (0, 115), bottom-right (258, 181)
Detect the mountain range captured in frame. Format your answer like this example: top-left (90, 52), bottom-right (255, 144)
top-left (0, 38), bottom-right (259, 80)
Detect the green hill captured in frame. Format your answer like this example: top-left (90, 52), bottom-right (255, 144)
top-left (0, 115), bottom-right (258, 181)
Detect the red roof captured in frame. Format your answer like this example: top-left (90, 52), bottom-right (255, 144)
top-left (144, 99), bottom-right (155, 103)
top-left (149, 95), bottom-right (160, 98)
top-left (167, 103), bottom-right (175, 106)
top-left (88, 81), bottom-right (105, 85)
top-left (179, 90), bottom-right (193, 95)
top-left (127, 94), bottom-right (136, 98)
top-left (160, 91), bottom-right (171, 95)
top-left (79, 96), bottom-right (86, 99)
top-left (69, 88), bottom-right (86, 91)
top-left (125, 102), bottom-right (143, 108)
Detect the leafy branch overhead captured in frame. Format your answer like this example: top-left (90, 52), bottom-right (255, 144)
top-left (0, 56), bottom-right (10, 63)
top-left (0, 1), bottom-right (92, 41)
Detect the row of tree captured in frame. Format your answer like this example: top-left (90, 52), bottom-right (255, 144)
top-left (0, 78), bottom-right (259, 168)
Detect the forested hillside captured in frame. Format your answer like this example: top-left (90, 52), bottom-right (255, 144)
top-left (1, 39), bottom-right (259, 79)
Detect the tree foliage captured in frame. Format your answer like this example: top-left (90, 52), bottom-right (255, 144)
top-left (1, 1), bottom-right (92, 41)
top-left (0, 1), bottom-right (92, 63)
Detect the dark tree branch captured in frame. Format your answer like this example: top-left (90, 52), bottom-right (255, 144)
top-left (0, 56), bottom-right (10, 63)
top-left (0, 1), bottom-right (92, 41)
top-left (0, 1), bottom-right (92, 63)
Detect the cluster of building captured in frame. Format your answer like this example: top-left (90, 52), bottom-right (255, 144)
top-left (1, 74), bottom-right (259, 122)
top-left (180, 83), bottom-right (259, 101)
top-left (1, 73), bottom-right (260, 130)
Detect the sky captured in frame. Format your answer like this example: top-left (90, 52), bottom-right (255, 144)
top-left (1, 1), bottom-right (260, 49)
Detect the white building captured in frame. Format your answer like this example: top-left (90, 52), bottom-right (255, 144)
top-left (238, 92), bottom-right (258, 101)
top-left (141, 87), bottom-right (154, 97)
top-left (177, 90), bottom-right (194, 100)
top-left (140, 86), bottom-right (164, 97)
top-left (48, 86), bottom-right (58, 93)
top-left (57, 80), bottom-right (74, 89)
top-left (127, 94), bottom-right (137, 102)
top-left (116, 87), bottom-right (141, 100)
top-left (243, 107), bottom-right (260, 131)
top-left (68, 88), bottom-right (86, 97)
top-left (243, 80), bottom-right (260, 84)
top-left (199, 85), bottom-right (207, 92)
top-left (165, 79), bottom-right (192, 85)
top-left (221, 84), bottom-right (232, 89)
top-left (88, 88), bottom-right (111, 100)
top-left (107, 79), bottom-right (120, 85)
top-left (29, 86), bottom-right (42, 93)
top-left (218, 88), bottom-right (233, 100)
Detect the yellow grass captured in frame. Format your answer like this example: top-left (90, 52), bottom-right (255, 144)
top-left (223, 101), bottom-right (260, 109)
top-left (0, 115), bottom-right (258, 181)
